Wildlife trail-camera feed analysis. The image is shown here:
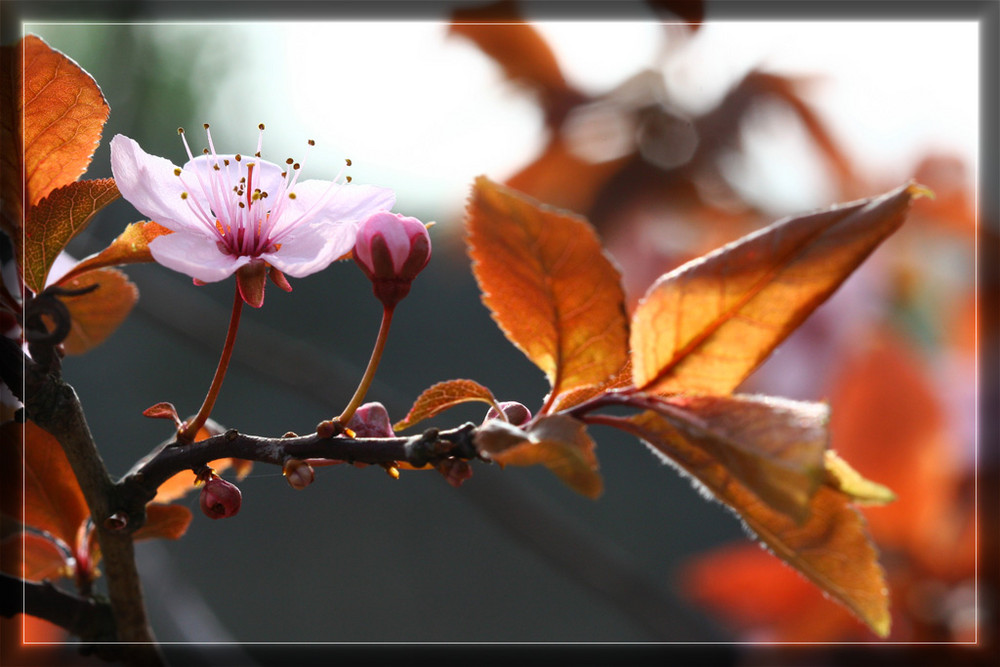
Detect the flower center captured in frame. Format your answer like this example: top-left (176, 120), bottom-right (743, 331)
top-left (174, 124), bottom-right (349, 259)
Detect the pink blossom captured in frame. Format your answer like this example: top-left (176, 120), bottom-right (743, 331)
top-left (199, 475), bottom-right (242, 519)
top-left (110, 124), bottom-right (394, 306)
top-left (353, 211), bottom-right (431, 308)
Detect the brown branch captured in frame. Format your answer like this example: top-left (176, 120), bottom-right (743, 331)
top-left (1, 336), bottom-right (164, 666)
top-left (114, 423), bottom-right (482, 532)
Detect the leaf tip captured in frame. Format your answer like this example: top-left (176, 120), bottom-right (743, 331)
top-left (906, 182), bottom-right (935, 201)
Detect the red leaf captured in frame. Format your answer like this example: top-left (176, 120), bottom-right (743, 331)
top-left (0, 421), bottom-right (89, 551)
top-left (0, 35), bottom-right (109, 236)
top-left (20, 178), bottom-right (120, 293)
top-left (476, 414), bottom-right (602, 498)
top-left (466, 177), bottom-right (628, 407)
top-left (393, 379), bottom-right (499, 431)
top-left (57, 220), bottom-right (173, 285)
top-left (450, 2), bottom-right (571, 101)
top-left (56, 267), bottom-right (138, 355)
top-left (620, 410), bottom-right (890, 636)
top-left (630, 184), bottom-right (919, 395)
top-left (642, 394), bottom-right (829, 522)
top-left (132, 504), bottom-right (192, 542)
top-left (1, 532), bottom-right (72, 582)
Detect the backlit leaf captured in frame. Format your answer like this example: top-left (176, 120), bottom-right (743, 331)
top-left (621, 410), bottom-right (889, 636)
top-left (393, 379), bottom-right (500, 431)
top-left (450, 4), bottom-right (570, 100)
top-left (0, 421), bottom-right (89, 550)
top-left (467, 177), bottom-right (628, 405)
top-left (506, 137), bottom-right (627, 216)
top-left (630, 184), bottom-right (918, 395)
top-left (679, 540), bottom-right (870, 641)
top-left (56, 267), bottom-right (137, 355)
top-left (476, 414), bottom-right (602, 498)
top-left (152, 458), bottom-right (250, 504)
top-left (21, 178), bottom-right (119, 293)
top-left (548, 358), bottom-right (633, 413)
top-left (823, 450), bottom-right (896, 506)
top-left (132, 504), bottom-right (192, 542)
top-left (17, 35), bottom-right (109, 208)
top-left (57, 220), bottom-right (173, 285)
top-left (827, 330), bottom-right (957, 558)
top-left (0, 532), bottom-right (71, 582)
top-left (641, 394), bottom-right (828, 522)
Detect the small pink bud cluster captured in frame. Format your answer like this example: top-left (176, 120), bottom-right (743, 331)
top-left (484, 401), bottom-right (532, 426)
top-left (435, 458), bottom-right (473, 488)
top-left (199, 473), bottom-right (242, 520)
top-left (353, 211), bottom-right (431, 308)
top-left (345, 401), bottom-right (396, 438)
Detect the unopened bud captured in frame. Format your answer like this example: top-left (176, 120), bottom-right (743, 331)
top-left (484, 401), bottom-right (532, 426)
top-left (283, 459), bottom-right (315, 490)
top-left (353, 211), bottom-right (431, 308)
top-left (346, 402), bottom-right (395, 438)
top-left (199, 475), bottom-right (242, 519)
top-left (435, 458), bottom-right (474, 488)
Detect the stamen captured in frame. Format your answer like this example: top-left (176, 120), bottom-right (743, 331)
top-left (174, 168), bottom-right (182, 176)
top-left (256, 123), bottom-right (265, 157)
top-left (345, 158), bottom-right (352, 166)
top-left (178, 127), bottom-right (195, 161)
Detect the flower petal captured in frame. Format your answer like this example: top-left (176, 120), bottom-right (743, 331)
top-left (184, 154), bottom-right (286, 200)
top-left (262, 220), bottom-right (359, 278)
top-left (110, 135), bottom-right (206, 233)
top-left (148, 231), bottom-right (251, 282)
top-left (282, 181), bottom-right (395, 229)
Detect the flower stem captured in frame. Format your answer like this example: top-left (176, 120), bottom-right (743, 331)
top-left (337, 305), bottom-right (394, 424)
top-left (179, 285), bottom-right (244, 443)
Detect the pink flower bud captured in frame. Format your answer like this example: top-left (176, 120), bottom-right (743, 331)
top-left (484, 401), bottom-right (532, 426)
top-left (199, 475), bottom-right (242, 519)
top-left (346, 401), bottom-right (396, 438)
top-left (353, 211), bottom-right (431, 308)
top-left (435, 458), bottom-right (473, 488)
top-left (283, 459), bottom-right (315, 490)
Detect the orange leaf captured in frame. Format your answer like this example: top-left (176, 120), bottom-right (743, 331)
top-left (630, 184), bottom-right (919, 395)
top-left (476, 414), bottom-right (602, 498)
top-left (679, 541), bottom-right (867, 641)
top-left (55, 267), bottom-right (137, 355)
top-left (0, 421), bottom-right (89, 551)
top-left (20, 178), bottom-right (119, 293)
top-left (18, 35), bottom-right (109, 209)
top-left (548, 358), bottom-right (633, 413)
top-left (466, 177), bottom-right (628, 405)
top-left (393, 379), bottom-right (499, 431)
top-left (152, 457), bottom-right (250, 504)
top-left (622, 410), bottom-right (890, 637)
top-left (450, 3), bottom-right (570, 100)
top-left (506, 137), bottom-right (629, 232)
top-left (132, 504), bottom-right (192, 542)
top-left (646, 394), bottom-right (829, 522)
top-left (57, 220), bottom-right (173, 285)
top-left (1, 532), bottom-right (72, 582)
top-left (827, 329), bottom-right (959, 561)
